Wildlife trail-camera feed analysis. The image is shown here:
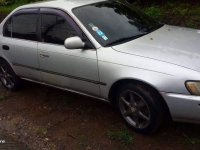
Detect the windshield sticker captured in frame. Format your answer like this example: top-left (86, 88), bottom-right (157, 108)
top-left (89, 23), bottom-right (94, 28)
top-left (89, 23), bottom-right (98, 31)
top-left (102, 35), bottom-right (108, 41)
top-left (96, 29), bottom-right (108, 41)
top-left (97, 30), bottom-right (104, 36)
top-left (89, 23), bottom-right (108, 41)
top-left (92, 26), bottom-right (99, 31)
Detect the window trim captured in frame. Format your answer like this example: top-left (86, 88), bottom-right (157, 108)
top-left (3, 17), bottom-right (12, 38)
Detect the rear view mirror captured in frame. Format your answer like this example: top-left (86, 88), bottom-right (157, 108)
top-left (64, 36), bottom-right (85, 50)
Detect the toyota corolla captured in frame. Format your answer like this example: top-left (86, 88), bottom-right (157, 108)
top-left (0, 0), bottom-right (200, 134)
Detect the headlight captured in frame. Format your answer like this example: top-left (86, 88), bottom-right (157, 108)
top-left (186, 81), bottom-right (200, 96)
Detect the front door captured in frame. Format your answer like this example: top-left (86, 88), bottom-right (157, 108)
top-left (38, 8), bottom-right (100, 96)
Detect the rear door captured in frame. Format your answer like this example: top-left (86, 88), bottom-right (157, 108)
top-left (1, 8), bottom-right (40, 81)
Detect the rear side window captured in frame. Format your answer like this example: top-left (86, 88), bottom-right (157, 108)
top-left (12, 13), bottom-right (38, 41)
top-left (3, 18), bottom-right (12, 37)
top-left (41, 13), bottom-right (77, 45)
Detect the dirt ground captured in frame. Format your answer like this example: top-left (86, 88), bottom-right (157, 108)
top-left (0, 82), bottom-right (200, 150)
top-left (0, 83), bottom-right (200, 150)
top-left (0, 14), bottom-right (200, 150)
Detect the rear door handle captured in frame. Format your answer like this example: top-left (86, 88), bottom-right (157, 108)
top-left (2, 45), bottom-right (9, 50)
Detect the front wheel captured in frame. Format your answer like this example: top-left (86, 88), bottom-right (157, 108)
top-left (0, 60), bottom-right (21, 91)
top-left (114, 83), bottom-right (165, 134)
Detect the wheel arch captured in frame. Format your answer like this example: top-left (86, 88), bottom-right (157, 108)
top-left (0, 56), bottom-right (16, 73)
top-left (0, 56), bottom-right (9, 64)
top-left (108, 78), bottom-right (172, 119)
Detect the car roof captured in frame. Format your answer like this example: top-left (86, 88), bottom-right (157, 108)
top-left (18, 0), bottom-right (107, 12)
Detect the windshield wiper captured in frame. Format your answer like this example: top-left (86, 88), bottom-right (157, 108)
top-left (106, 33), bottom-right (147, 47)
top-left (147, 23), bottom-right (164, 32)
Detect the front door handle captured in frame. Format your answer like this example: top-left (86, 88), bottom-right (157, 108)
top-left (40, 53), bottom-right (50, 58)
top-left (2, 45), bottom-right (9, 50)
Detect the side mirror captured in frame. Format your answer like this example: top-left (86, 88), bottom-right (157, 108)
top-left (64, 36), bottom-right (85, 50)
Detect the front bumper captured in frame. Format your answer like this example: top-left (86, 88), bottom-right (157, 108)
top-left (161, 92), bottom-right (200, 123)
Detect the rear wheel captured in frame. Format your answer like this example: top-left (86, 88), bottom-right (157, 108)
top-left (0, 60), bottom-right (21, 91)
top-left (113, 83), bottom-right (165, 134)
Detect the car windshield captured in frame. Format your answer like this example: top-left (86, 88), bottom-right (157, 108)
top-left (73, 1), bottom-right (163, 47)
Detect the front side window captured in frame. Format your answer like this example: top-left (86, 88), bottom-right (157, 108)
top-left (41, 13), bottom-right (77, 45)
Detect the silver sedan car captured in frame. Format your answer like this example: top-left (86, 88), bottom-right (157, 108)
top-left (0, 0), bottom-right (200, 134)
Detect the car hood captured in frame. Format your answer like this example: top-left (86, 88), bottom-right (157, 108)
top-left (112, 25), bottom-right (200, 72)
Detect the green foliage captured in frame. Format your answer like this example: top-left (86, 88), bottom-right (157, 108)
top-left (0, 0), bottom-right (15, 6)
top-left (126, 0), bottom-right (200, 6)
top-left (0, 0), bottom-right (41, 13)
top-left (1, 0), bottom-right (200, 28)
top-left (172, 5), bottom-right (188, 16)
top-left (144, 6), bottom-right (163, 20)
top-left (108, 129), bottom-right (134, 145)
top-left (0, 0), bottom-right (40, 6)
top-left (140, 2), bottom-right (200, 29)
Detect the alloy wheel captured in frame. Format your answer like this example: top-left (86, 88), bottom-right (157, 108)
top-left (119, 90), bottom-right (151, 129)
top-left (0, 65), bottom-right (15, 89)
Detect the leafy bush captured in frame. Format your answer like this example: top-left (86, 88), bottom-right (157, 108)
top-left (144, 6), bottom-right (163, 20)
top-left (0, 0), bottom-right (41, 6)
top-left (0, 0), bottom-right (15, 6)
top-left (126, 0), bottom-right (200, 5)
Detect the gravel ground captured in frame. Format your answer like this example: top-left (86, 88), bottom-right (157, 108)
top-left (0, 129), bottom-right (28, 150)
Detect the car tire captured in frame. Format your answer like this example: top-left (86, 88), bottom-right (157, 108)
top-left (113, 83), bottom-right (165, 134)
top-left (0, 59), bottom-right (21, 91)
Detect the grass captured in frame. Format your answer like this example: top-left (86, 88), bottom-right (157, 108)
top-left (77, 135), bottom-right (101, 150)
top-left (62, 96), bottom-right (74, 106)
top-left (77, 135), bottom-right (90, 150)
top-left (78, 139), bottom-right (87, 150)
top-left (0, 96), bottom-right (5, 101)
top-left (108, 129), bottom-right (134, 145)
top-left (36, 126), bottom-right (48, 135)
top-left (184, 134), bottom-right (200, 145)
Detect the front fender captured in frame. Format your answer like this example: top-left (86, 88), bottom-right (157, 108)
top-left (97, 47), bottom-right (200, 99)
